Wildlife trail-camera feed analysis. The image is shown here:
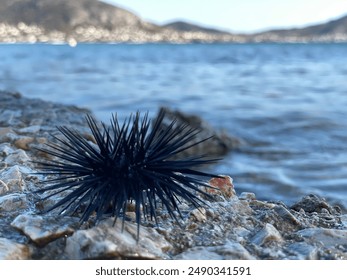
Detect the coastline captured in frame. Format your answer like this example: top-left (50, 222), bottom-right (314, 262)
top-left (0, 91), bottom-right (346, 260)
top-left (1, 22), bottom-right (347, 44)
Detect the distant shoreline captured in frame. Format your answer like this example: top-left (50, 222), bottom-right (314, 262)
top-left (1, 22), bottom-right (347, 45)
top-left (1, 0), bottom-right (347, 45)
top-left (1, 40), bottom-right (347, 46)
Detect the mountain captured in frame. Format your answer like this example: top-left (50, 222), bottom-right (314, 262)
top-left (0, 0), bottom-right (158, 32)
top-left (252, 14), bottom-right (347, 42)
top-left (0, 0), bottom-right (346, 43)
top-left (0, 0), bottom-right (241, 43)
top-left (163, 21), bottom-right (229, 35)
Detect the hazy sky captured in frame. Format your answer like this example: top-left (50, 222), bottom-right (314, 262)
top-left (103, 0), bottom-right (347, 33)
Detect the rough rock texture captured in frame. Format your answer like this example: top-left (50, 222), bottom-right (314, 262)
top-left (0, 91), bottom-right (346, 260)
top-left (11, 214), bottom-right (80, 247)
top-left (64, 219), bottom-right (173, 260)
top-left (0, 237), bottom-right (30, 259)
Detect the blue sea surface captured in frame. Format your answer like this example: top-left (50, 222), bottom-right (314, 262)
top-left (1, 43), bottom-right (347, 208)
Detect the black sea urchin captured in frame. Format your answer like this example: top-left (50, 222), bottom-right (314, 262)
top-left (35, 109), bottom-right (220, 234)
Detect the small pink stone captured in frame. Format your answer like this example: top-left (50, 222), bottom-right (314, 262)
top-left (208, 175), bottom-right (236, 198)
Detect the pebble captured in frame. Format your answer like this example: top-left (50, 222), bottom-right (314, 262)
top-left (0, 193), bottom-right (29, 212)
top-left (227, 198), bottom-right (253, 215)
top-left (0, 109), bottom-right (22, 126)
top-left (249, 200), bottom-right (276, 209)
top-left (291, 194), bottom-right (334, 214)
top-left (0, 127), bottom-right (15, 142)
top-left (0, 165), bottom-right (26, 192)
top-left (17, 125), bottom-right (41, 134)
top-left (0, 143), bottom-right (14, 156)
top-left (14, 136), bottom-right (34, 150)
top-left (251, 223), bottom-right (283, 246)
top-left (0, 131), bottom-right (17, 143)
top-left (239, 192), bottom-right (256, 200)
top-left (5, 149), bottom-right (30, 164)
top-left (208, 175), bottom-right (236, 198)
top-left (64, 219), bottom-right (173, 259)
top-left (11, 214), bottom-right (79, 247)
top-left (190, 207), bottom-right (207, 222)
top-left (297, 228), bottom-right (347, 247)
top-left (274, 205), bottom-right (301, 226)
top-left (286, 242), bottom-right (318, 260)
top-left (175, 241), bottom-right (255, 260)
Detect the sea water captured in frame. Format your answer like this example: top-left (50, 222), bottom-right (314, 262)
top-left (1, 43), bottom-right (347, 208)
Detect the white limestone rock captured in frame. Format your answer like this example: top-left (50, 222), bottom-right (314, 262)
top-left (190, 207), bottom-right (207, 222)
top-left (5, 149), bottom-right (30, 165)
top-left (65, 219), bottom-right (173, 260)
top-left (11, 214), bottom-right (79, 247)
top-left (0, 165), bottom-right (26, 192)
top-left (0, 193), bottom-right (29, 212)
top-left (297, 228), bottom-right (347, 247)
top-left (174, 241), bottom-right (255, 260)
top-left (251, 223), bottom-right (283, 246)
top-left (0, 237), bottom-right (30, 260)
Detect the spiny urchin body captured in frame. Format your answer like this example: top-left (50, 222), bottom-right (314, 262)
top-left (35, 109), bottom-right (220, 234)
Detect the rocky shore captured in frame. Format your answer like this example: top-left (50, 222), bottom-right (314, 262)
top-left (0, 91), bottom-right (346, 260)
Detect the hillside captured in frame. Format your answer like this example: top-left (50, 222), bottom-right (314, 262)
top-left (0, 0), bottom-right (241, 43)
top-left (0, 0), bottom-right (346, 43)
top-left (163, 21), bottom-right (229, 35)
top-left (0, 0), bottom-right (158, 32)
top-left (252, 14), bottom-right (347, 42)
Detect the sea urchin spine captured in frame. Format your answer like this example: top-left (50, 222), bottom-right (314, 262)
top-left (35, 109), bottom-right (220, 235)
